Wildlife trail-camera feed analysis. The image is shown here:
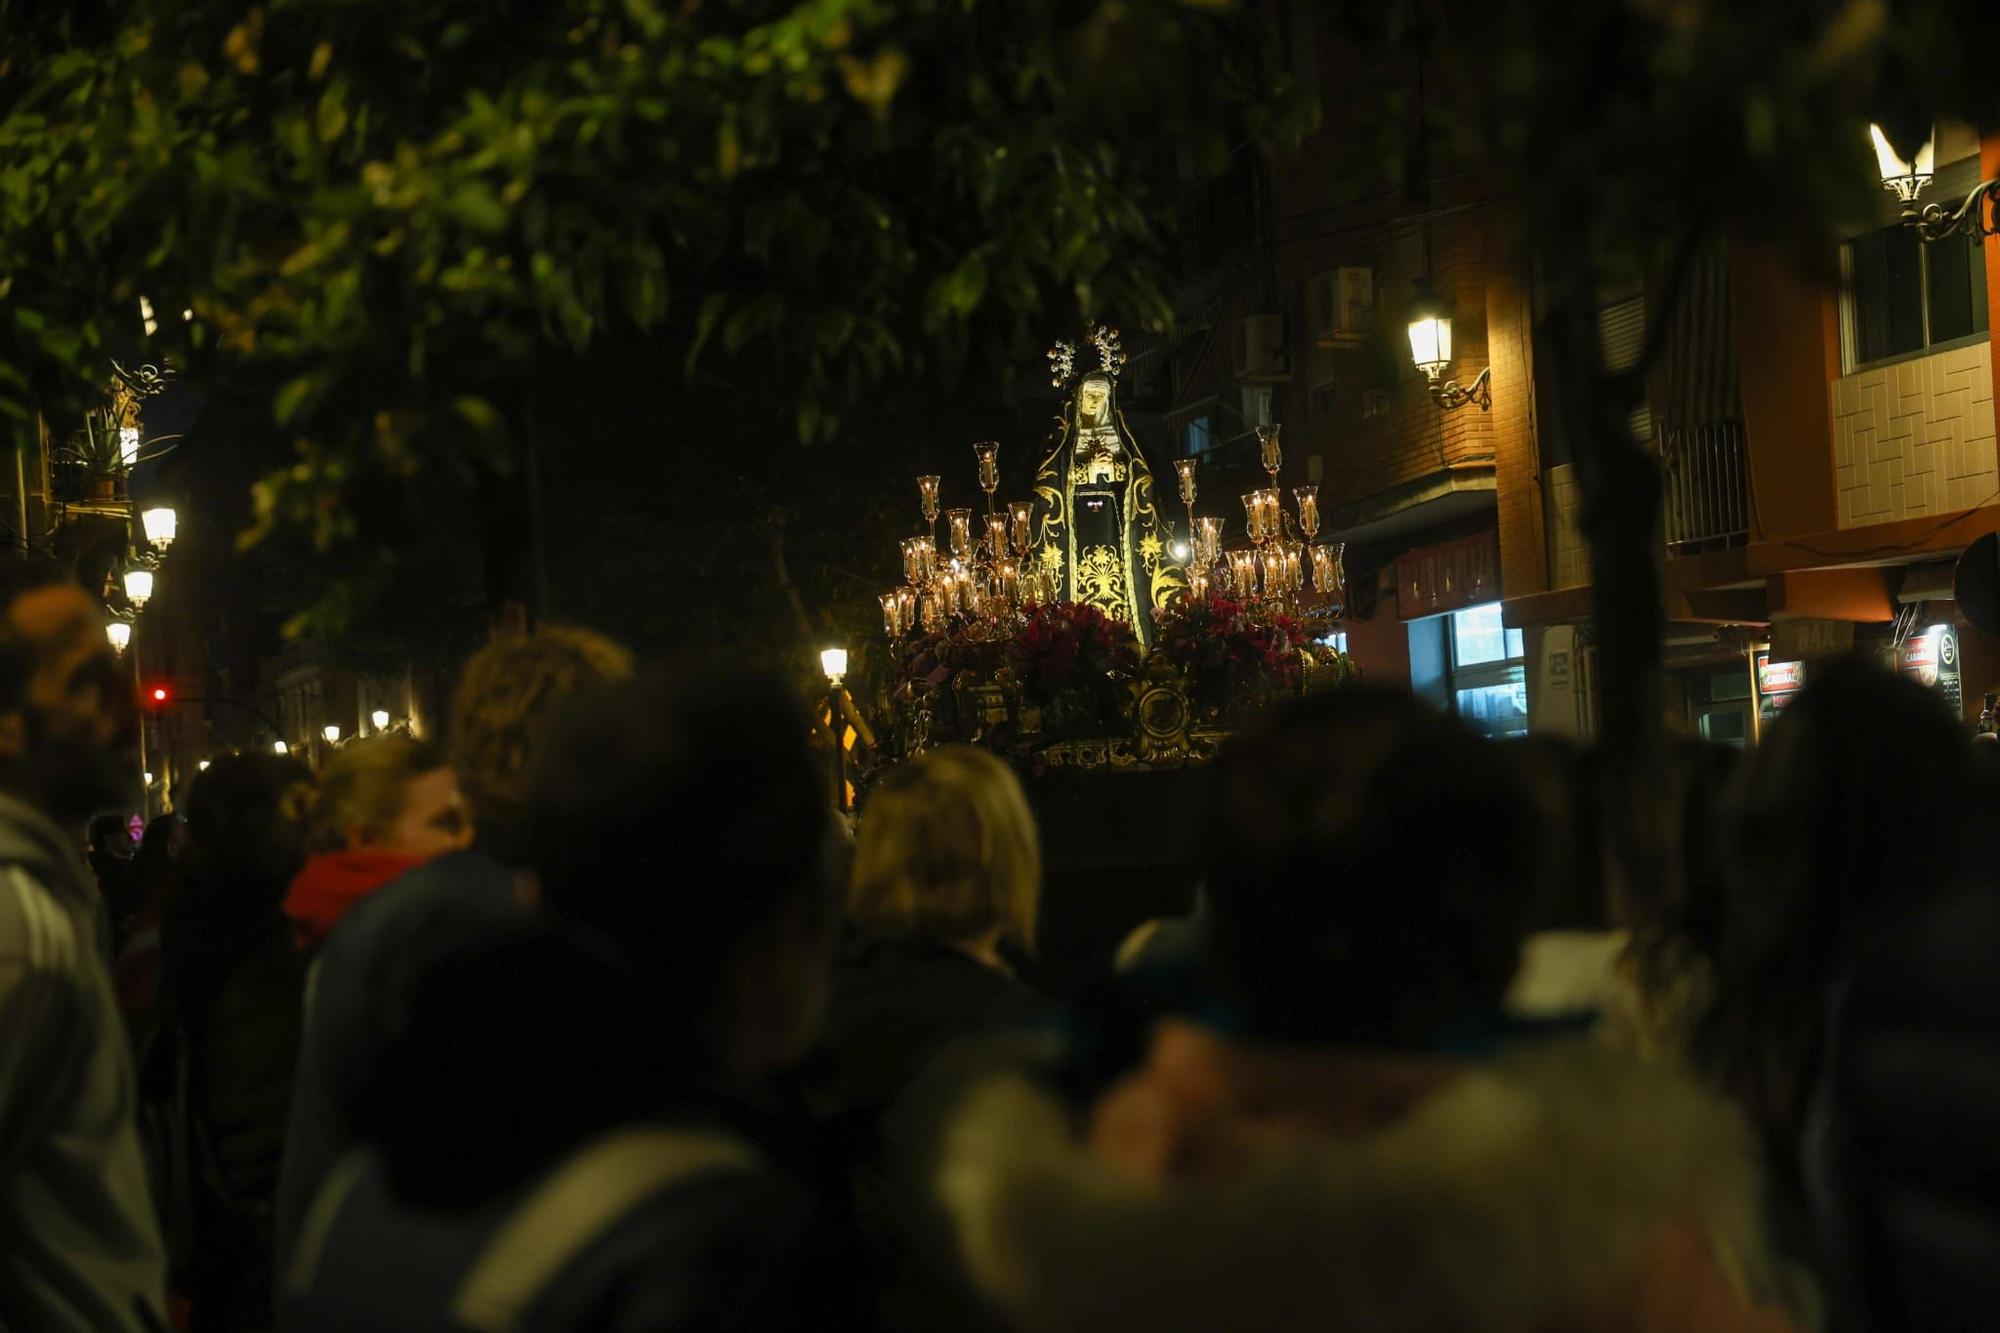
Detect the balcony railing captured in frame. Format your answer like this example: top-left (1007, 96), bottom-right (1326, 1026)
top-left (1660, 421), bottom-right (1749, 554)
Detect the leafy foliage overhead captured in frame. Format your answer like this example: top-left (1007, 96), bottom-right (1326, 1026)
top-left (0, 0), bottom-right (1311, 631)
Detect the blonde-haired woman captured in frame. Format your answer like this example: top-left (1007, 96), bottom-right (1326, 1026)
top-left (284, 735), bottom-right (472, 951)
top-left (803, 744), bottom-right (1055, 1166)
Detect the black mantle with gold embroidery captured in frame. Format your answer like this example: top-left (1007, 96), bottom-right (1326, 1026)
top-left (1031, 326), bottom-right (1185, 647)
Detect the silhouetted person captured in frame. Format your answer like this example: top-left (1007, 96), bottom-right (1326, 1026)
top-left (272, 626), bottom-right (631, 1273)
top-left (1694, 659), bottom-right (1998, 1330)
top-left (0, 558), bottom-right (166, 1329)
top-left (934, 688), bottom-right (1794, 1331)
top-left (280, 668), bottom-right (861, 1329)
top-left (798, 745), bottom-right (1056, 1326)
top-left (147, 753), bottom-right (316, 1332)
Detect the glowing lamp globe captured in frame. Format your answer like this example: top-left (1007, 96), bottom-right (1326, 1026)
top-left (141, 507), bottom-right (178, 549)
top-left (106, 621), bottom-right (131, 654)
top-left (371, 709), bottom-right (391, 732)
top-left (820, 647), bottom-right (849, 684)
top-left (322, 724), bottom-right (342, 745)
top-left (1871, 123), bottom-right (1935, 203)
top-left (198, 760), bottom-right (211, 772)
top-left (123, 568), bottom-right (154, 608)
top-left (273, 740), bottom-right (289, 755)
top-left (1407, 285), bottom-right (1453, 381)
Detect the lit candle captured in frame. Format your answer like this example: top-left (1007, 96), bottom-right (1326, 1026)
top-left (1175, 458), bottom-right (1198, 507)
top-left (918, 475), bottom-right (941, 524)
top-left (1293, 486), bottom-right (1319, 538)
top-left (974, 443), bottom-right (999, 495)
top-left (947, 509), bottom-right (973, 559)
top-left (1008, 500), bottom-right (1034, 556)
top-left (880, 591), bottom-right (902, 636)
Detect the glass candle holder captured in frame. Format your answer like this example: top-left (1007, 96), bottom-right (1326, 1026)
top-left (1228, 549), bottom-right (1259, 596)
top-left (897, 587), bottom-right (919, 632)
top-left (1311, 544), bottom-right (1337, 593)
top-left (1330, 542), bottom-right (1347, 599)
top-left (1293, 486), bottom-right (1320, 538)
top-left (914, 537), bottom-right (938, 582)
top-left (1175, 458), bottom-right (1199, 507)
top-left (901, 537), bottom-right (923, 585)
top-left (918, 475), bottom-right (941, 525)
top-left (880, 591), bottom-right (902, 637)
top-left (974, 442), bottom-right (999, 495)
top-left (1188, 569), bottom-right (1210, 602)
top-left (985, 513), bottom-right (1009, 559)
top-left (1262, 547), bottom-right (1287, 599)
top-left (1197, 517), bottom-right (1224, 567)
top-left (1258, 424), bottom-right (1282, 476)
top-left (1008, 500), bottom-right (1034, 556)
top-left (1242, 493), bottom-right (1266, 545)
top-left (1284, 542), bottom-right (1304, 592)
top-left (947, 508), bottom-right (974, 560)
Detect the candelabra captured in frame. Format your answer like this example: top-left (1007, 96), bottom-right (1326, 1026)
top-left (880, 441), bottom-right (1046, 643)
top-left (1172, 425), bottom-right (1346, 612)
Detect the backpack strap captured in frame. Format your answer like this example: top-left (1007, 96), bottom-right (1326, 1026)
top-left (451, 1125), bottom-right (760, 1333)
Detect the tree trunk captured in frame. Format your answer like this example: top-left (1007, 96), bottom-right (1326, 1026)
top-left (1541, 283), bottom-right (1673, 926)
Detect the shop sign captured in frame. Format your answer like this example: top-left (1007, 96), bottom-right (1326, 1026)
top-left (1898, 624), bottom-right (1963, 713)
top-left (1769, 617), bottom-right (1854, 662)
top-left (1756, 654), bottom-right (1804, 694)
top-left (1396, 532), bottom-right (1499, 619)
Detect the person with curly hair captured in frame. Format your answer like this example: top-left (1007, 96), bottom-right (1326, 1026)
top-left (272, 626), bottom-right (632, 1274)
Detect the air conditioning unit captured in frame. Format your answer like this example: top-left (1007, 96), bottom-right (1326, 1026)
top-left (1307, 267), bottom-right (1376, 347)
top-left (1231, 312), bottom-right (1290, 382)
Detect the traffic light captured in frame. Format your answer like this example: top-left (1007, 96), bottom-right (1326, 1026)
top-left (147, 685), bottom-right (169, 706)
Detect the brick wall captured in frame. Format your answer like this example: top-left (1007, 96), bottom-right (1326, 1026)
top-left (1485, 227), bottom-right (1545, 598)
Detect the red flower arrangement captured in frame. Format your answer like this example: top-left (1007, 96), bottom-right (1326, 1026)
top-left (1152, 592), bottom-right (1302, 712)
top-left (1008, 601), bottom-right (1141, 708)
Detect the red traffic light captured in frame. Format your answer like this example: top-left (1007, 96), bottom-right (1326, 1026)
top-left (149, 687), bottom-right (169, 704)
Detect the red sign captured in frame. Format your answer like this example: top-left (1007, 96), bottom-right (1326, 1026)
top-left (1756, 654), bottom-right (1804, 694)
top-left (1396, 532), bottom-right (1499, 619)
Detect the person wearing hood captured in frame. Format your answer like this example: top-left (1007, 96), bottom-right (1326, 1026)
top-left (933, 688), bottom-right (1796, 1332)
top-left (283, 735), bottom-right (471, 953)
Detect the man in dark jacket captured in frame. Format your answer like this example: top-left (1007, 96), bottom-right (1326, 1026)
top-left (273, 626), bottom-right (632, 1270)
top-left (282, 667), bottom-right (860, 1329)
top-left (0, 560), bottom-right (166, 1330)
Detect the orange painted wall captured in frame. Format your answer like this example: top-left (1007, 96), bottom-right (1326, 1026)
top-left (1343, 567), bottom-right (1413, 688)
top-left (1985, 131), bottom-right (2000, 424)
top-left (1734, 241), bottom-right (1841, 542)
top-left (1486, 223), bottom-right (1545, 599)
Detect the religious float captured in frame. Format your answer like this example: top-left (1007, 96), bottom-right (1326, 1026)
top-left (871, 325), bottom-right (1357, 778)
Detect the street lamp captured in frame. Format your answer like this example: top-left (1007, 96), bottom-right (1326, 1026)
top-left (1871, 121), bottom-right (1998, 241)
top-left (323, 724), bottom-right (342, 745)
top-left (143, 771), bottom-right (153, 786)
top-left (371, 708), bottom-right (391, 733)
top-left (198, 760), bottom-right (210, 772)
top-left (821, 647), bottom-right (850, 813)
top-left (122, 568), bottom-right (154, 609)
top-left (273, 740), bottom-right (289, 755)
top-left (106, 621), bottom-right (131, 655)
top-left (141, 506), bottom-right (177, 551)
top-left (1408, 279), bottom-right (1491, 412)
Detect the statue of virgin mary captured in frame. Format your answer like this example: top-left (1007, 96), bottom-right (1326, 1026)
top-left (1031, 326), bottom-right (1184, 644)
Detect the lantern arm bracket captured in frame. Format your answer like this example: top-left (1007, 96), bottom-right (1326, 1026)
top-left (1429, 364), bottom-right (1492, 412)
top-left (1905, 178), bottom-right (2000, 243)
